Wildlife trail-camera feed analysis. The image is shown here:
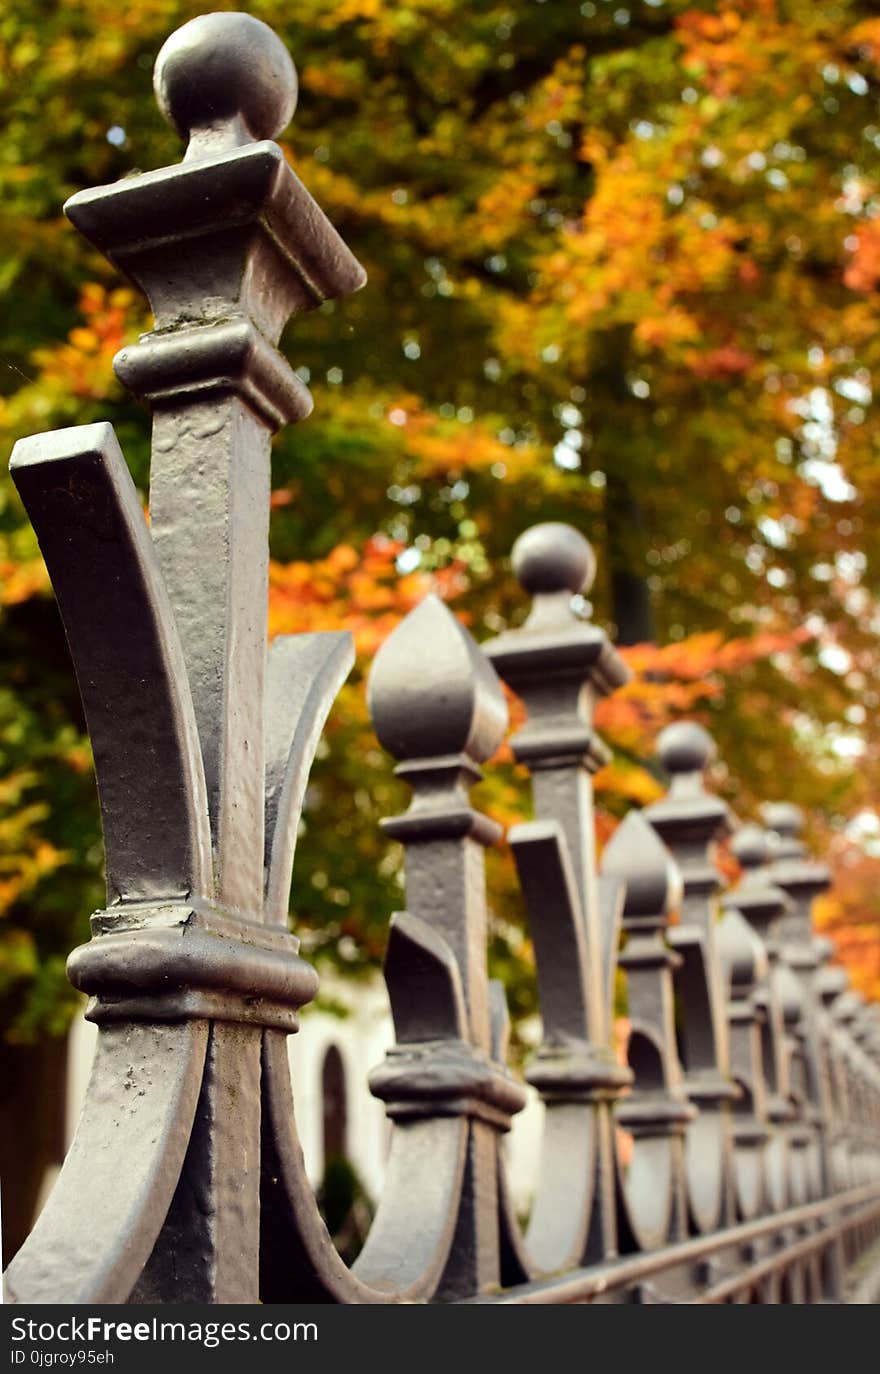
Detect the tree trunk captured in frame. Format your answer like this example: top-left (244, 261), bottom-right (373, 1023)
top-left (605, 470), bottom-right (655, 646)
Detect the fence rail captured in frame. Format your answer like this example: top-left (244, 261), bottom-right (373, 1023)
top-left (3, 12), bottom-right (879, 1306)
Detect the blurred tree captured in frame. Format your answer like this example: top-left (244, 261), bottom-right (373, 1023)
top-left (2, 0), bottom-right (880, 1084)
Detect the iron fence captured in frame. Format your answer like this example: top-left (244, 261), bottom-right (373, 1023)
top-left (3, 12), bottom-right (879, 1305)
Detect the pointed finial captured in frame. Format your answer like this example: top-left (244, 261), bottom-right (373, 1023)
top-left (368, 595), bottom-right (509, 1066)
top-left (601, 810), bottom-right (683, 926)
top-left (368, 595), bottom-right (508, 769)
top-left (154, 13), bottom-right (299, 159)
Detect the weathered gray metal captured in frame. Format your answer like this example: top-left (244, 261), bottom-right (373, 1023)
top-left (717, 894), bottom-right (772, 1220)
top-left (645, 724), bottom-right (738, 1234)
top-left (5, 10), bottom-right (364, 1305)
top-left (485, 522), bottom-right (632, 1275)
top-left (3, 11), bottom-right (880, 1307)
top-left (367, 596), bottom-right (528, 1298)
top-left (725, 825), bottom-right (799, 1216)
top-left (604, 810), bottom-right (695, 1251)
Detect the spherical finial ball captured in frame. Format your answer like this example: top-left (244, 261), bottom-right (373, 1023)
top-left (511, 523), bottom-right (596, 596)
top-left (761, 801), bottom-right (803, 838)
top-left (657, 721), bottom-right (715, 775)
top-left (732, 823), bottom-right (768, 869)
top-left (154, 13), bottom-right (298, 145)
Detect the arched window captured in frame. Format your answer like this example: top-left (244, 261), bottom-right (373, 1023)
top-left (321, 1044), bottom-right (347, 1167)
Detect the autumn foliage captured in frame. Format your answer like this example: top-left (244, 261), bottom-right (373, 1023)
top-left (2, 0), bottom-right (880, 1041)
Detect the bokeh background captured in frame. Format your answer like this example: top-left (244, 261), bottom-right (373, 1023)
top-left (2, 0), bottom-right (880, 1256)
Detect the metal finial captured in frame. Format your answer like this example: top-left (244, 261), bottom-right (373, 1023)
top-left (731, 823), bottom-right (769, 870)
top-left (657, 720), bottom-right (716, 776)
top-left (511, 522), bottom-right (596, 596)
top-left (601, 810), bottom-right (682, 922)
top-left (154, 12), bottom-right (298, 158)
top-left (646, 717), bottom-right (735, 1238)
top-left (761, 802), bottom-right (805, 839)
top-left (762, 799), bottom-right (829, 952)
top-left (645, 718), bottom-right (730, 917)
top-left (725, 823), bottom-right (789, 939)
top-left (368, 595), bottom-right (508, 766)
top-left (9, 9), bottom-right (364, 1306)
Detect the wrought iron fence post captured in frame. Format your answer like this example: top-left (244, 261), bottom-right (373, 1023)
top-left (763, 803), bottom-right (844, 1298)
top-left (843, 996), bottom-right (880, 1182)
top-left (764, 804), bottom-right (835, 1180)
top-left (484, 523), bottom-right (632, 1264)
top-left (817, 958), bottom-right (856, 1190)
top-left (645, 723), bottom-right (738, 1232)
top-left (602, 811), bottom-right (695, 1250)
top-left (367, 595), bottom-right (526, 1298)
top-left (833, 993), bottom-right (865, 1180)
top-left (717, 897), bottom-right (772, 1220)
top-left (726, 825), bottom-right (798, 1213)
top-left (726, 825), bottom-right (819, 1300)
top-left (5, 12), bottom-right (364, 1304)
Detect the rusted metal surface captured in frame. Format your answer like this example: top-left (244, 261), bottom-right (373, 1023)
top-left (3, 12), bottom-right (879, 1306)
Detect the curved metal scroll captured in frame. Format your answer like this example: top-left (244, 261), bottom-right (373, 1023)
top-left (9, 423), bottom-right (213, 901)
top-left (644, 724), bottom-right (738, 1236)
top-left (729, 828), bottom-right (797, 1216)
top-left (264, 631), bottom-right (355, 926)
top-left (5, 423), bottom-right (212, 1303)
top-left (257, 609), bottom-right (470, 1300)
top-left (602, 811), bottom-right (694, 1252)
top-left (5, 1023), bottom-right (208, 1304)
top-left (716, 902), bottom-right (772, 1221)
top-left (496, 821), bottom-right (622, 1281)
top-left (261, 915), bottom-right (469, 1301)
